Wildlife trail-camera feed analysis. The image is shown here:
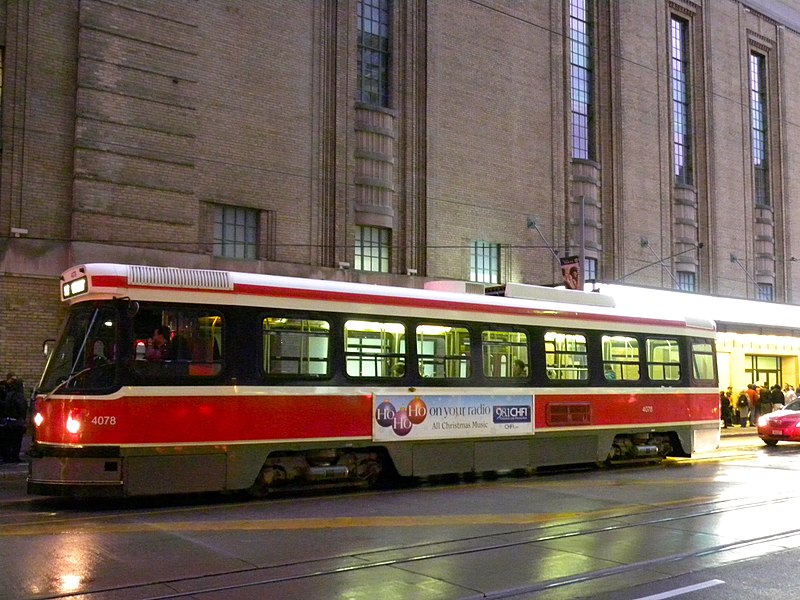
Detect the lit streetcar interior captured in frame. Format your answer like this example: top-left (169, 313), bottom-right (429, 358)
top-left (38, 300), bottom-right (717, 393)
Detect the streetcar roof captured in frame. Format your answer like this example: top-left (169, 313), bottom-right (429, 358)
top-left (59, 263), bottom-right (716, 334)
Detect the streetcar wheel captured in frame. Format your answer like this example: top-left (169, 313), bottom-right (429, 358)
top-left (248, 465), bottom-right (286, 497)
top-left (763, 439), bottom-right (779, 446)
top-left (355, 457), bottom-right (383, 486)
top-left (356, 451), bottom-right (397, 488)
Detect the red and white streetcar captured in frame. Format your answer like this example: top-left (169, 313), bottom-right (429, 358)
top-left (28, 263), bottom-right (719, 497)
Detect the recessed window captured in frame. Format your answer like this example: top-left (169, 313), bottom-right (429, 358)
top-left (214, 205), bottom-right (258, 260)
top-left (670, 16), bottom-right (693, 185)
top-left (569, 0), bottom-right (595, 160)
top-left (750, 51), bottom-right (770, 206)
top-left (0, 47), bottom-right (4, 147)
top-left (676, 271), bottom-right (696, 292)
top-left (757, 282), bottom-right (774, 302)
top-left (357, 0), bottom-right (391, 107)
top-left (471, 241), bottom-right (500, 284)
top-left (355, 225), bottom-right (390, 272)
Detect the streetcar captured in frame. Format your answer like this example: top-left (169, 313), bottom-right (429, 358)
top-left (28, 263), bottom-right (719, 497)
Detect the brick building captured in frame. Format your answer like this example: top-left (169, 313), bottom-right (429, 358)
top-left (1, 0), bottom-right (800, 387)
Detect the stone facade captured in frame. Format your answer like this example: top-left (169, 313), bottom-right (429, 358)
top-left (1, 0), bottom-right (800, 383)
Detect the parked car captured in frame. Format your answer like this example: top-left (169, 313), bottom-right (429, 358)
top-left (757, 399), bottom-right (800, 446)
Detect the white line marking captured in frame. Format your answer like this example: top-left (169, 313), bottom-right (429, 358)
top-left (633, 579), bottom-right (725, 600)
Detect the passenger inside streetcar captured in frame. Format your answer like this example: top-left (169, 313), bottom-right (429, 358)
top-left (512, 359), bottom-right (527, 377)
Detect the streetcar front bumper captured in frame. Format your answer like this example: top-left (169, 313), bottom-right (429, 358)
top-left (27, 444), bottom-right (123, 497)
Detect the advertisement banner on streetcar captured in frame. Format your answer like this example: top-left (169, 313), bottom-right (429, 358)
top-left (373, 394), bottom-right (534, 441)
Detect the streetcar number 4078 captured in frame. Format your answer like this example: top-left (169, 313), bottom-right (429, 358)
top-left (91, 416), bottom-right (117, 425)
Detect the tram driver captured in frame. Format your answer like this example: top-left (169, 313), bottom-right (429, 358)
top-left (146, 325), bottom-right (172, 361)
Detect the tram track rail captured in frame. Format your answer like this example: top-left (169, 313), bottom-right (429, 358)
top-left (14, 480), bottom-right (800, 600)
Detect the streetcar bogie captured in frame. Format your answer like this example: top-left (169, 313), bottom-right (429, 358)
top-left (606, 432), bottom-right (680, 463)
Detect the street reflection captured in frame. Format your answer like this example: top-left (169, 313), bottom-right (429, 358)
top-left (27, 533), bottom-right (97, 597)
top-left (59, 574), bottom-right (82, 593)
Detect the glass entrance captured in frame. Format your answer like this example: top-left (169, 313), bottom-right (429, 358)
top-left (745, 354), bottom-right (782, 388)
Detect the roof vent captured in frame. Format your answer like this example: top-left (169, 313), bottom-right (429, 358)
top-left (128, 265), bottom-right (232, 291)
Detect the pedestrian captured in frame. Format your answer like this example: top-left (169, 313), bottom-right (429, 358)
top-left (725, 387), bottom-right (735, 421)
top-left (761, 384), bottom-right (779, 415)
top-left (746, 384), bottom-right (759, 427)
top-left (719, 391), bottom-right (732, 428)
top-left (770, 383), bottom-right (784, 411)
top-left (736, 391), bottom-right (750, 428)
top-left (0, 373), bottom-right (27, 463)
top-left (783, 383), bottom-right (796, 405)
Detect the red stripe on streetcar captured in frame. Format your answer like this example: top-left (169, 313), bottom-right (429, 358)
top-left (35, 392), bottom-right (717, 447)
top-left (37, 394), bottom-right (373, 446)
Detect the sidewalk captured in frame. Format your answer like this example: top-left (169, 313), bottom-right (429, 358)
top-left (0, 432), bottom-right (31, 478)
top-left (721, 425), bottom-right (758, 436)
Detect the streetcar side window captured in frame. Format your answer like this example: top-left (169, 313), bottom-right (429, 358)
top-left (263, 317), bottom-right (330, 377)
top-left (544, 331), bottom-right (588, 381)
top-left (132, 308), bottom-right (223, 380)
top-left (602, 335), bottom-right (640, 381)
top-left (481, 330), bottom-right (528, 378)
top-left (417, 323), bottom-right (471, 378)
top-left (344, 320), bottom-right (405, 378)
top-left (690, 339), bottom-right (716, 382)
top-left (646, 338), bottom-right (681, 381)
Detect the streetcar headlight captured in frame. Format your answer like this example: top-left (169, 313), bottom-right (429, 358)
top-left (66, 413), bottom-right (81, 434)
top-left (33, 412), bottom-right (44, 427)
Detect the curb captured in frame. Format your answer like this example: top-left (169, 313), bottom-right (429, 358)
top-left (721, 427), bottom-right (758, 437)
top-left (0, 461), bottom-right (27, 478)
top-left (0, 433), bottom-right (32, 478)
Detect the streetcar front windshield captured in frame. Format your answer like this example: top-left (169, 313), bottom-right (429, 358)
top-left (38, 304), bottom-right (118, 394)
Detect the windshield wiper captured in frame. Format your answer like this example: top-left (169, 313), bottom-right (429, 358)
top-left (41, 362), bottom-right (114, 401)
